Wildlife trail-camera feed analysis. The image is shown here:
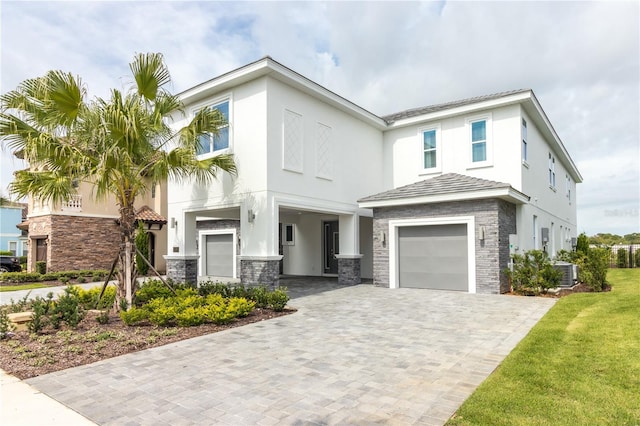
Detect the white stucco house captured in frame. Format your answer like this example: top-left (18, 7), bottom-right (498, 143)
top-left (165, 57), bottom-right (582, 294)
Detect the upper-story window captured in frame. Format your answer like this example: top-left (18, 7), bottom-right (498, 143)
top-left (466, 113), bottom-right (492, 168)
top-left (548, 153), bottom-right (556, 188)
top-left (197, 99), bottom-right (230, 156)
top-left (521, 118), bottom-right (528, 162)
top-left (420, 124), bottom-right (441, 173)
top-left (566, 174), bottom-right (571, 201)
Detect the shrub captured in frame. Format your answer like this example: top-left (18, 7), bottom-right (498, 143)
top-left (95, 311), bottom-right (110, 324)
top-left (75, 286), bottom-right (116, 310)
top-left (0, 272), bottom-right (41, 283)
top-left (206, 303), bottom-right (235, 325)
top-left (506, 250), bottom-right (560, 295)
top-left (227, 297), bottom-right (256, 318)
top-left (198, 281), bottom-right (232, 298)
top-left (135, 222), bottom-right (150, 276)
top-left (48, 286), bottom-right (85, 329)
top-left (28, 295), bottom-right (54, 333)
top-left (636, 250), bottom-right (640, 269)
top-left (146, 300), bottom-right (178, 326)
top-left (134, 279), bottom-right (175, 306)
top-left (0, 250), bottom-right (13, 255)
top-left (617, 249), bottom-right (628, 268)
top-left (175, 306), bottom-right (207, 327)
top-left (0, 310), bottom-right (15, 338)
top-left (267, 288), bottom-right (290, 312)
top-left (575, 233), bottom-right (590, 255)
top-left (578, 247), bottom-right (609, 291)
top-left (35, 261), bottom-right (47, 274)
top-left (252, 286), bottom-right (271, 308)
top-left (120, 307), bottom-right (150, 326)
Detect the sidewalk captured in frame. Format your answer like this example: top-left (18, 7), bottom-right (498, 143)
top-left (1, 370), bottom-right (97, 425)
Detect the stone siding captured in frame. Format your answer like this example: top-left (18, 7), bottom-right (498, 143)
top-left (338, 258), bottom-right (361, 285)
top-left (166, 257), bottom-right (198, 285)
top-left (373, 199), bottom-right (516, 294)
top-left (28, 214), bottom-right (120, 272)
top-left (241, 259), bottom-right (280, 289)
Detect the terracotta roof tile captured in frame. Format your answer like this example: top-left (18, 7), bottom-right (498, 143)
top-left (135, 206), bottom-right (167, 224)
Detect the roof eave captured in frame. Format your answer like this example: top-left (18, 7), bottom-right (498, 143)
top-left (359, 187), bottom-right (530, 209)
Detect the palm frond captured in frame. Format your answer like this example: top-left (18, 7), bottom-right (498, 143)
top-left (130, 53), bottom-right (171, 101)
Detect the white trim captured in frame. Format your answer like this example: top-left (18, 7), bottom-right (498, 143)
top-left (238, 255), bottom-right (283, 261)
top-left (466, 113), bottom-right (493, 169)
top-left (418, 123), bottom-right (442, 174)
top-left (282, 108), bottom-right (304, 173)
top-left (198, 229), bottom-right (237, 278)
top-left (334, 254), bottom-right (363, 259)
top-left (388, 216), bottom-right (476, 293)
top-left (190, 93), bottom-right (233, 159)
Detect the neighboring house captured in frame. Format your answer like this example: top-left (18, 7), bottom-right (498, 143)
top-left (18, 181), bottom-right (168, 273)
top-left (165, 57), bottom-right (582, 294)
top-left (0, 201), bottom-right (28, 256)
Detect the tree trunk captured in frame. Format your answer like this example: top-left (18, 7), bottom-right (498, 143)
top-left (116, 193), bottom-right (138, 311)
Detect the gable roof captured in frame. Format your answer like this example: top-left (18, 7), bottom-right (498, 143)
top-left (358, 173), bottom-right (530, 208)
top-left (135, 205), bottom-right (167, 224)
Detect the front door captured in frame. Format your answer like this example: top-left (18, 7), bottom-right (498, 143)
top-left (148, 232), bottom-right (156, 268)
top-left (323, 221), bottom-right (339, 274)
top-left (35, 239), bottom-right (47, 262)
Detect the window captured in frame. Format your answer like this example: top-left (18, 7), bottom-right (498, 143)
top-left (521, 118), bottom-right (528, 162)
top-left (548, 153), bottom-right (556, 188)
top-left (420, 125), bottom-right (441, 172)
top-left (282, 224), bottom-right (295, 246)
top-left (566, 174), bottom-right (571, 201)
top-left (471, 120), bottom-right (487, 162)
top-left (8, 241), bottom-right (17, 256)
top-left (197, 100), bottom-right (230, 156)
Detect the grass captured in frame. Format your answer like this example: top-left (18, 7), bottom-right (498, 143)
top-left (0, 283), bottom-right (53, 292)
top-left (447, 268), bottom-right (640, 426)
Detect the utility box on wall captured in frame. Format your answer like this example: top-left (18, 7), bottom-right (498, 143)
top-left (509, 234), bottom-right (519, 255)
top-left (541, 228), bottom-right (549, 244)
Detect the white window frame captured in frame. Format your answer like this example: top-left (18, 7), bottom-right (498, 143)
top-left (191, 94), bottom-right (232, 159)
top-left (8, 241), bottom-right (17, 256)
top-left (521, 118), bottom-right (528, 164)
top-left (419, 124), bottom-right (442, 174)
top-left (388, 216), bottom-right (476, 293)
top-left (282, 223), bottom-right (295, 246)
top-left (549, 153), bottom-right (556, 189)
top-left (466, 113), bottom-right (493, 168)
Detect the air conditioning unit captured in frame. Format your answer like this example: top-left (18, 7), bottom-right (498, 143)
top-left (553, 262), bottom-right (578, 288)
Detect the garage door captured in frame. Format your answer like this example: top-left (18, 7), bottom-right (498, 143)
top-left (398, 224), bottom-right (468, 291)
top-left (205, 234), bottom-right (234, 277)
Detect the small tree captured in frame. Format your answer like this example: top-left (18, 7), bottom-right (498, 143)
top-left (135, 222), bottom-right (150, 276)
top-left (506, 250), bottom-right (561, 295)
top-left (575, 232), bottom-right (590, 255)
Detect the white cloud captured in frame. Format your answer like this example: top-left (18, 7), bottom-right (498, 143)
top-left (1, 1), bottom-right (638, 235)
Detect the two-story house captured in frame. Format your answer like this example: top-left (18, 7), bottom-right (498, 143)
top-left (0, 200), bottom-right (28, 256)
top-left (20, 180), bottom-right (168, 274)
top-left (165, 57), bottom-right (582, 294)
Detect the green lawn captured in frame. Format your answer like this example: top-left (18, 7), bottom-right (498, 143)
top-left (0, 283), bottom-right (53, 292)
top-left (447, 269), bottom-right (640, 425)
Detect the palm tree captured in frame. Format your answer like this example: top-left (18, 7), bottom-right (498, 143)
top-left (0, 52), bottom-right (236, 308)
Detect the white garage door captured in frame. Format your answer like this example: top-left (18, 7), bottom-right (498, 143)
top-left (398, 224), bottom-right (468, 291)
top-left (205, 234), bottom-right (234, 277)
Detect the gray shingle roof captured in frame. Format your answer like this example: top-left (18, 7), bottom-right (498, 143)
top-left (358, 173), bottom-right (516, 203)
top-left (382, 89), bottom-right (530, 124)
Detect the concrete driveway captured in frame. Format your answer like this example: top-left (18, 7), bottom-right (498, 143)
top-left (26, 281), bottom-right (555, 425)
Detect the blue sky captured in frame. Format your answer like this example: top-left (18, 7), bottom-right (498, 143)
top-left (1, 1), bottom-right (639, 236)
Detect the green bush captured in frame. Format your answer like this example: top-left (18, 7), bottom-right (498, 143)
top-left (135, 222), bottom-right (150, 276)
top-left (206, 303), bottom-right (235, 325)
top-left (0, 310), bottom-right (15, 338)
top-left (635, 250), bottom-right (640, 268)
top-left (616, 249), bottom-right (628, 268)
top-left (175, 306), bottom-right (207, 326)
top-left (198, 281), bottom-right (233, 298)
top-left (120, 307), bottom-right (150, 326)
top-left (146, 299), bottom-right (178, 326)
top-left (267, 288), bottom-right (290, 312)
top-left (35, 261), bottom-right (47, 274)
top-left (227, 297), bottom-right (256, 318)
top-left (506, 250), bottom-right (561, 295)
top-left (49, 286), bottom-right (85, 329)
top-left (75, 286), bottom-right (116, 310)
top-left (134, 279), bottom-right (175, 306)
top-left (28, 295), bottom-right (54, 333)
top-left (575, 233), bottom-right (590, 255)
top-left (577, 247), bottom-right (610, 291)
top-left (0, 272), bottom-right (41, 283)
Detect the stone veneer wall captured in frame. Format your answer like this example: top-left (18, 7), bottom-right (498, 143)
top-left (166, 257), bottom-right (198, 285)
top-left (240, 259), bottom-right (280, 289)
top-left (372, 198), bottom-right (516, 294)
top-left (28, 214), bottom-right (120, 272)
top-left (338, 258), bottom-right (361, 285)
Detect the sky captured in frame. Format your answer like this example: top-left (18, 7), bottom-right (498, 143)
top-left (1, 1), bottom-right (639, 236)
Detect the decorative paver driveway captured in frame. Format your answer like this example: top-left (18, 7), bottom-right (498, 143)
top-left (27, 281), bottom-right (555, 425)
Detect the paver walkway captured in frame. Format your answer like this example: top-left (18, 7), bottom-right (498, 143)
top-left (25, 281), bottom-right (555, 425)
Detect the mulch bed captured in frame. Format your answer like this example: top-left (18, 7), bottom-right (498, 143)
top-left (509, 282), bottom-right (612, 298)
top-left (0, 307), bottom-right (295, 380)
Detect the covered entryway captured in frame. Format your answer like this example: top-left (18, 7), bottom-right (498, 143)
top-left (397, 224), bottom-right (468, 290)
top-left (204, 233), bottom-right (234, 277)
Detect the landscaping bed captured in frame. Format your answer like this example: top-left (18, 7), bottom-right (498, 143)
top-left (0, 307), bottom-right (293, 380)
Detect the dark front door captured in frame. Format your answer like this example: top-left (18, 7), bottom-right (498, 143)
top-left (35, 239), bottom-right (47, 262)
top-left (323, 221), bottom-right (339, 274)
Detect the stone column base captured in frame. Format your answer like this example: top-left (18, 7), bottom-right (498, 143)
top-left (336, 255), bottom-right (362, 285)
top-left (240, 256), bottom-right (282, 289)
top-left (164, 256), bottom-right (198, 285)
